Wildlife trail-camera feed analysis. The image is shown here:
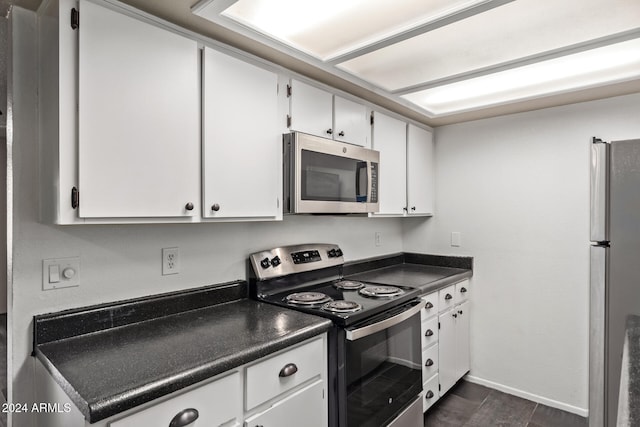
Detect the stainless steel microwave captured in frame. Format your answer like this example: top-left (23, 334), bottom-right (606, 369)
top-left (283, 132), bottom-right (380, 214)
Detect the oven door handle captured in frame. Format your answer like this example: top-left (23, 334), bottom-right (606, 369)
top-left (346, 299), bottom-right (426, 341)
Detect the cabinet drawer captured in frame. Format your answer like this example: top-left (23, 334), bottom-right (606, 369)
top-left (110, 371), bottom-right (240, 427)
top-left (422, 374), bottom-right (439, 413)
top-left (456, 279), bottom-right (470, 304)
top-left (421, 317), bottom-right (438, 349)
top-left (420, 293), bottom-right (439, 320)
top-left (439, 285), bottom-right (456, 312)
top-left (244, 380), bottom-right (325, 427)
top-left (245, 337), bottom-right (323, 410)
top-left (422, 345), bottom-right (438, 383)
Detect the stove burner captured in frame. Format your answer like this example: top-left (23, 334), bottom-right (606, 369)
top-left (285, 292), bottom-right (332, 306)
top-left (359, 285), bottom-right (405, 298)
top-left (333, 280), bottom-right (365, 290)
top-left (322, 300), bottom-right (363, 313)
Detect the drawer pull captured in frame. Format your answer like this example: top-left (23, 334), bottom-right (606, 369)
top-left (460, 287), bottom-right (468, 293)
top-left (279, 363), bottom-right (298, 378)
top-left (169, 408), bottom-right (199, 427)
top-left (445, 293), bottom-right (453, 300)
top-left (425, 390), bottom-right (434, 399)
top-left (425, 329), bottom-right (434, 337)
top-left (458, 310), bottom-right (463, 315)
top-left (425, 358), bottom-right (434, 367)
top-left (425, 302), bottom-right (434, 309)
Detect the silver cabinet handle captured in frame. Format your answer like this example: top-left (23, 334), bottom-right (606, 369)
top-left (169, 408), bottom-right (199, 427)
top-left (346, 300), bottom-right (425, 341)
top-left (279, 363), bottom-right (298, 377)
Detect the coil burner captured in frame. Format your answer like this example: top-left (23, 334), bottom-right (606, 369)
top-left (359, 285), bottom-right (405, 298)
top-left (321, 300), bottom-right (363, 314)
top-left (285, 292), bottom-right (332, 306)
top-left (333, 280), bottom-right (365, 290)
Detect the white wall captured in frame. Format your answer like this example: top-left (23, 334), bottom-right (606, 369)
top-left (8, 9), bottom-right (406, 427)
top-left (403, 92), bottom-right (640, 415)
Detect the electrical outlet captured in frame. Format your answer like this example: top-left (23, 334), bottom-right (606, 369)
top-left (162, 247), bottom-right (180, 275)
top-left (451, 232), bottom-right (461, 247)
top-left (375, 232), bottom-right (382, 247)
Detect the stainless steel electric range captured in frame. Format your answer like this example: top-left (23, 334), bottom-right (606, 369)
top-left (249, 244), bottom-right (425, 427)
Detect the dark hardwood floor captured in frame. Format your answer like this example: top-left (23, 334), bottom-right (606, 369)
top-left (424, 380), bottom-right (588, 427)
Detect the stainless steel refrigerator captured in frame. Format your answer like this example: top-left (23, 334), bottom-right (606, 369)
top-left (590, 137), bottom-right (640, 427)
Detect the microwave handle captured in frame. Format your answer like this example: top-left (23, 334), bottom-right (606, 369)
top-left (355, 161), bottom-right (368, 200)
top-left (346, 300), bottom-right (426, 341)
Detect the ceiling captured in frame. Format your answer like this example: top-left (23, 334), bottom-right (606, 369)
top-left (6, 0), bottom-right (640, 126)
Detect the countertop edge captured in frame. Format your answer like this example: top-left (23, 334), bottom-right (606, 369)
top-left (416, 270), bottom-right (473, 295)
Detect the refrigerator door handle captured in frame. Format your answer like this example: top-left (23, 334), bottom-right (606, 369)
top-left (589, 244), bottom-right (607, 427)
top-left (590, 138), bottom-right (609, 242)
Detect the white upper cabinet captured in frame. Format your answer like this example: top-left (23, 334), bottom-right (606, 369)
top-left (371, 112), bottom-right (407, 215)
top-left (202, 47), bottom-right (280, 219)
top-left (407, 124), bottom-right (435, 215)
top-left (333, 96), bottom-right (369, 147)
top-left (289, 79), bottom-right (369, 147)
top-left (288, 79), bottom-right (334, 138)
top-left (77, 0), bottom-right (200, 218)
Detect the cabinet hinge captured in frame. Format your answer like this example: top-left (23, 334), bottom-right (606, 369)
top-left (71, 187), bottom-right (79, 209)
top-left (286, 84), bottom-right (292, 97)
top-left (438, 384), bottom-right (441, 391)
top-left (438, 322), bottom-right (440, 330)
top-left (370, 111), bottom-right (374, 125)
top-left (71, 8), bottom-right (79, 30)
top-left (286, 115), bottom-right (292, 128)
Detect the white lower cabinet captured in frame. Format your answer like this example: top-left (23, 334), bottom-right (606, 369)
top-left (110, 372), bottom-right (241, 427)
top-left (421, 279), bottom-right (471, 412)
top-left (244, 380), bottom-right (325, 427)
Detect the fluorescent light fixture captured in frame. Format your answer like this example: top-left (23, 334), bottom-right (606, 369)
top-left (401, 38), bottom-right (640, 116)
top-left (216, 0), bottom-right (487, 60)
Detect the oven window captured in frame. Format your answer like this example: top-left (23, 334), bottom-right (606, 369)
top-left (345, 311), bottom-right (422, 427)
top-left (301, 150), bottom-right (367, 202)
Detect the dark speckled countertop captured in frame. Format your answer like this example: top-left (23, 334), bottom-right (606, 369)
top-left (33, 281), bottom-right (331, 423)
top-left (344, 253), bottom-right (473, 294)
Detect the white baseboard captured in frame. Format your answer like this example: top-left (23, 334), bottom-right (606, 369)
top-left (464, 375), bottom-right (589, 418)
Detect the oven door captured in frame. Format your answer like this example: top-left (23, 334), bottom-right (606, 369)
top-left (343, 299), bottom-right (425, 427)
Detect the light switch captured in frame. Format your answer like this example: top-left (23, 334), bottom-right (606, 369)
top-left (48, 265), bottom-right (60, 283)
top-left (42, 257), bottom-right (80, 290)
top-left (451, 232), bottom-right (461, 247)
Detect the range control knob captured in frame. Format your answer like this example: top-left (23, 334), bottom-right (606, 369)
top-left (327, 249), bottom-right (337, 258)
top-left (271, 256), bottom-right (281, 267)
top-left (260, 258), bottom-right (270, 269)
top-left (335, 248), bottom-right (343, 257)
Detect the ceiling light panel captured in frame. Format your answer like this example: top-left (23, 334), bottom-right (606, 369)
top-left (218, 0), bottom-right (488, 60)
top-left (401, 38), bottom-right (640, 116)
top-left (338, 0), bottom-right (640, 91)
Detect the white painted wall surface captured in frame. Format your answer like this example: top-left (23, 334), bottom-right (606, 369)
top-left (8, 9), bottom-right (405, 427)
top-left (403, 92), bottom-right (640, 415)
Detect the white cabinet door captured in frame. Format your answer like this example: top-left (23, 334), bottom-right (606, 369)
top-left (333, 96), bottom-right (369, 147)
top-left (202, 47), bottom-right (280, 219)
top-left (289, 79), bottom-right (333, 138)
top-left (456, 300), bottom-right (471, 378)
top-left (244, 380), bottom-right (325, 427)
top-left (371, 112), bottom-right (407, 215)
top-left (78, 0), bottom-right (199, 218)
top-left (438, 307), bottom-right (458, 395)
top-left (407, 124), bottom-right (434, 216)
